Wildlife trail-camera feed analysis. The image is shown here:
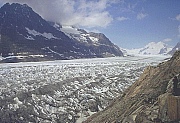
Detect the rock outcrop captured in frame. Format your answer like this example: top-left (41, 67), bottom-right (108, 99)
top-left (83, 51), bottom-right (180, 123)
top-left (158, 74), bottom-right (180, 123)
top-left (168, 42), bottom-right (180, 55)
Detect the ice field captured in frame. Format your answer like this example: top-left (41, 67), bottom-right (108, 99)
top-left (0, 55), bottom-right (170, 123)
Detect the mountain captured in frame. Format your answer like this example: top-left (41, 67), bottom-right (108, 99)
top-left (168, 42), bottom-right (180, 55)
top-left (123, 41), bottom-right (172, 56)
top-left (0, 3), bottom-right (123, 62)
top-left (138, 42), bottom-right (172, 55)
top-left (51, 24), bottom-right (123, 57)
top-left (84, 50), bottom-right (180, 123)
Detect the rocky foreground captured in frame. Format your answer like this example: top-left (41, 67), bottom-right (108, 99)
top-left (84, 51), bottom-right (180, 123)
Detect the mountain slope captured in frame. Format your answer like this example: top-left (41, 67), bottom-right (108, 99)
top-left (52, 24), bottom-right (123, 57)
top-left (168, 42), bottom-right (180, 55)
top-left (0, 3), bottom-right (83, 61)
top-left (124, 41), bottom-right (172, 56)
top-left (0, 3), bottom-right (123, 62)
top-left (84, 51), bottom-right (180, 123)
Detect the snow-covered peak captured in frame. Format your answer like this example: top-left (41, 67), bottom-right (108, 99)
top-left (122, 41), bottom-right (172, 56)
top-left (139, 41), bottom-right (172, 55)
top-left (58, 25), bottom-right (100, 44)
top-left (59, 25), bottom-right (112, 46)
top-left (55, 24), bottom-right (123, 56)
top-left (144, 41), bottom-right (165, 49)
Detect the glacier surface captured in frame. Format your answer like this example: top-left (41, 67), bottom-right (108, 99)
top-left (0, 56), bottom-right (169, 123)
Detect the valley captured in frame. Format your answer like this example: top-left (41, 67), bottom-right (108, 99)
top-left (0, 55), bottom-right (169, 123)
top-left (0, 2), bottom-right (179, 123)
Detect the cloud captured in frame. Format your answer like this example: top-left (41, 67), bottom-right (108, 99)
top-left (137, 12), bottom-right (148, 20)
top-left (117, 16), bottom-right (129, 21)
top-left (176, 14), bottom-right (180, 21)
top-left (162, 38), bottom-right (172, 42)
top-left (169, 14), bottom-right (180, 21)
top-left (1, 0), bottom-right (116, 28)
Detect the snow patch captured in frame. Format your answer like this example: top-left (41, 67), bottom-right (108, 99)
top-left (60, 25), bottom-right (101, 45)
top-left (60, 25), bottom-right (81, 34)
top-left (25, 35), bottom-right (35, 40)
top-left (29, 55), bottom-right (44, 57)
top-left (46, 47), bottom-right (64, 57)
top-left (25, 27), bottom-right (59, 39)
top-left (89, 36), bottom-right (99, 43)
top-left (4, 55), bottom-right (27, 60)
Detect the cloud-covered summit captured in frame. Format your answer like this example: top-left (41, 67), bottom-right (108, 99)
top-left (1, 0), bottom-right (119, 28)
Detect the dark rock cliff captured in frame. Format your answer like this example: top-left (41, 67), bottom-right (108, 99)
top-left (0, 3), bottom-right (123, 62)
top-left (83, 51), bottom-right (180, 123)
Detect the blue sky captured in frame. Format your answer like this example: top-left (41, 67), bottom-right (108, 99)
top-left (101, 0), bottom-right (180, 48)
top-left (0, 0), bottom-right (180, 49)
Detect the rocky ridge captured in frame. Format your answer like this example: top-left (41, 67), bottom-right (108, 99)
top-left (168, 42), bottom-right (180, 55)
top-left (84, 51), bottom-right (180, 123)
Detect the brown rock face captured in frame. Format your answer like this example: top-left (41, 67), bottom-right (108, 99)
top-left (173, 76), bottom-right (180, 96)
top-left (167, 95), bottom-right (180, 121)
top-left (83, 51), bottom-right (180, 123)
top-left (158, 74), bottom-right (180, 123)
top-left (158, 93), bottom-right (180, 122)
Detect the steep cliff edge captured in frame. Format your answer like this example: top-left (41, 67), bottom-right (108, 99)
top-left (83, 51), bottom-right (180, 123)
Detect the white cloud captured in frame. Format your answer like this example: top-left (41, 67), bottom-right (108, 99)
top-left (176, 14), bottom-right (180, 21)
top-left (117, 16), bottom-right (129, 21)
top-left (137, 12), bottom-right (148, 20)
top-left (1, 0), bottom-right (116, 28)
top-left (169, 14), bottom-right (180, 21)
top-left (162, 38), bottom-right (172, 42)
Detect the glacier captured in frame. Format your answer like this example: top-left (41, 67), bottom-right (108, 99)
top-left (0, 56), bottom-right (170, 123)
